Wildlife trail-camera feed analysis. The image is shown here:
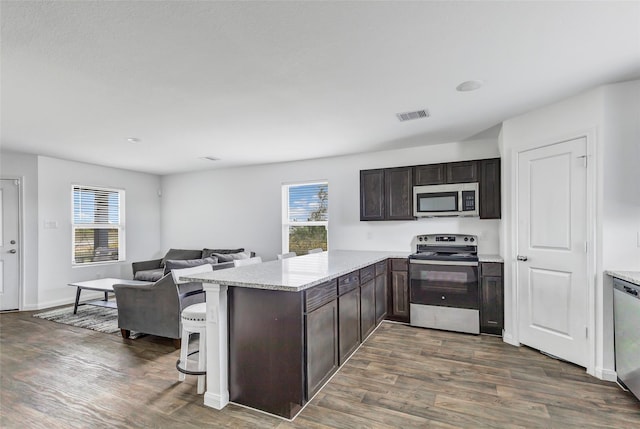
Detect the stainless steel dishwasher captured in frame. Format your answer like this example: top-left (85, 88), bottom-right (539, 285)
top-left (613, 278), bottom-right (640, 400)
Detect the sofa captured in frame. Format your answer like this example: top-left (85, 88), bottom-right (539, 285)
top-left (132, 248), bottom-right (254, 282)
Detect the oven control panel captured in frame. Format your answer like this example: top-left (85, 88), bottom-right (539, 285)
top-left (416, 234), bottom-right (476, 244)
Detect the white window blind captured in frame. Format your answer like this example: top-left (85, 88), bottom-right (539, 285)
top-left (72, 185), bottom-right (125, 264)
top-left (282, 182), bottom-right (328, 255)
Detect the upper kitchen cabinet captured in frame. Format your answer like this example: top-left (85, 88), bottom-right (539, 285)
top-left (360, 169), bottom-right (385, 220)
top-left (446, 160), bottom-right (478, 183)
top-left (360, 167), bottom-right (413, 221)
top-left (385, 167), bottom-right (413, 220)
top-left (414, 164), bottom-right (445, 185)
top-left (479, 158), bottom-right (501, 219)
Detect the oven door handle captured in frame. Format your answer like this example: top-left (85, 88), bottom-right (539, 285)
top-left (410, 259), bottom-right (478, 267)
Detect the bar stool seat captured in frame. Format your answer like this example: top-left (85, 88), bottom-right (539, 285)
top-left (177, 302), bottom-right (207, 393)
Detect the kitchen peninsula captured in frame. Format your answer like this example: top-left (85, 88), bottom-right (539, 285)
top-left (182, 250), bottom-right (408, 419)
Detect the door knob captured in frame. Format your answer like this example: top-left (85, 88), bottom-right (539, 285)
top-left (9, 249), bottom-right (17, 254)
top-left (517, 255), bottom-right (528, 261)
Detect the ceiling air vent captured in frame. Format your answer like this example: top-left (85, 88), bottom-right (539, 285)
top-left (396, 109), bottom-right (430, 122)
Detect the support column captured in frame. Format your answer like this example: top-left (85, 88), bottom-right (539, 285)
top-left (202, 283), bottom-right (229, 409)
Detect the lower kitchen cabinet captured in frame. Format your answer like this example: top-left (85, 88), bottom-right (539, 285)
top-left (387, 258), bottom-right (410, 323)
top-left (306, 299), bottom-right (339, 398)
top-left (479, 262), bottom-right (504, 335)
top-left (375, 262), bottom-right (388, 324)
top-left (360, 279), bottom-right (376, 340)
top-left (338, 287), bottom-right (360, 364)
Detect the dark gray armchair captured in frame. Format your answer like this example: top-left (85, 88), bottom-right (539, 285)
top-left (113, 273), bottom-right (205, 347)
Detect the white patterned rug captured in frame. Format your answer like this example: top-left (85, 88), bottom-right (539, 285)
top-left (33, 305), bottom-right (145, 339)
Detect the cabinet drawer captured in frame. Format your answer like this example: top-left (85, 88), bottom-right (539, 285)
top-left (305, 280), bottom-right (337, 313)
top-left (360, 265), bottom-right (375, 284)
top-left (390, 258), bottom-right (408, 271)
top-left (375, 261), bottom-right (387, 276)
top-left (480, 262), bottom-right (503, 277)
top-left (338, 272), bottom-right (360, 295)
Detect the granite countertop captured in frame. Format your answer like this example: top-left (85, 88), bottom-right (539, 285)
top-left (605, 270), bottom-right (640, 286)
top-left (182, 250), bottom-right (411, 292)
top-left (478, 254), bottom-right (504, 263)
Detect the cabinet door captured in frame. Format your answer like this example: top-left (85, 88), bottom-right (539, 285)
top-left (306, 300), bottom-right (339, 399)
top-left (385, 167), bottom-right (414, 220)
top-left (414, 164), bottom-right (445, 185)
top-left (446, 161), bottom-right (478, 183)
top-left (360, 280), bottom-right (376, 340)
top-left (375, 273), bottom-right (387, 324)
top-left (338, 287), bottom-right (360, 364)
top-left (479, 158), bottom-right (501, 219)
top-left (480, 263), bottom-right (504, 335)
top-left (389, 269), bottom-right (410, 323)
top-left (360, 169), bottom-right (385, 221)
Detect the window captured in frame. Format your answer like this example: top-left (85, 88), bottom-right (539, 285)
top-left (72, 185), bottom-right (125, 265)
top-left (282, 182), bottom-right (328, 255)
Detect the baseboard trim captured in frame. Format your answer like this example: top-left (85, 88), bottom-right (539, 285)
top-left (33, 291), bottom-right (104, 311)
top-left (595, 367), bottom-right (617, 382)
top-left (502, 332), bottom-right (519, 347)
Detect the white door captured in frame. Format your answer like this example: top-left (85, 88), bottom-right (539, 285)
top-left (0, 179), bottom-right (21, 311)
top-left (517, 137), bottom-right (588, 367)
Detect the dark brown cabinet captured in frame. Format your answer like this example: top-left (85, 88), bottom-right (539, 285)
top-left (360, 167), bottom-right (413, 220)
top-left (374, 261), bottom-right (388, 324)
top-left (479, 262), bottom-right (504, 335)
top-left (385, 167), bottom-right (413, 220)
top-left (414, 164), bottom-right (445, 185)
top-left (479, 158), bottom-right (501, 219)
top-left (229, 262), bottom-right (391, 419)
top-left (306, 299), bottom-right (339, 398)
top-left (338, 283), bottom-right (360, 364)
top-left (387, 258), bottom-right (409, 323)
top-left (446, 160), bottom-right (478, 183)
top-left (362, 158), bottom-right (501, 221)
top-left (360, 265), bottom-right (376, 340)
top-left (360, 169), bottom-right (385, 220)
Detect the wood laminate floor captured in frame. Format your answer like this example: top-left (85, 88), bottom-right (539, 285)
top-left (1, 310), bottom-right (638, 428)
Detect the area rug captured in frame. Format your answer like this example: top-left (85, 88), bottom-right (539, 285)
top-left (33, 305), bottom-right (145, 339)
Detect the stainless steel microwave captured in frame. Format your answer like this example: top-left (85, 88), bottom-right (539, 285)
top-left (413, 183), bottom-right (479, 217)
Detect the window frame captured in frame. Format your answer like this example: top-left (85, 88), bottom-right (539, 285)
top-left (71, 184), bottom-right (126, 266)
top-left (281, 181), bottom-right (329, 254)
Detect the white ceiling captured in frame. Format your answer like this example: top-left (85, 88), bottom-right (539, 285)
top-left (2, 1), bottom-right (639, 175)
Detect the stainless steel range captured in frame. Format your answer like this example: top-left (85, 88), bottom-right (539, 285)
top-left (409, 233), bottom-right (480, 334)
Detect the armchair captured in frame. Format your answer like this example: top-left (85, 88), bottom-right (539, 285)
top-left (113, 272), bottom-right (205, 347)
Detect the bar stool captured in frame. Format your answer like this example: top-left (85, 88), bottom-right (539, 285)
top-left (177, 302), bottom-right (207, 393)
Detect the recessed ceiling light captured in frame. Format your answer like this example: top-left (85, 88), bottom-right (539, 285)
top-left (127, 137), bottom-right (142, 143)
top-left (456, 80), bottom-right (484, 92)
top-left (200, 156), bottom-right (221, 162)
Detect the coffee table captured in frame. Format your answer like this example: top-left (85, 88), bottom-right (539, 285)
top-left (68, 278), bottom-right (152, 314)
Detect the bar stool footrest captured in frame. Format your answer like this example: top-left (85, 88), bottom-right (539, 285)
top-left (176, 350), bottom-right (206, 376)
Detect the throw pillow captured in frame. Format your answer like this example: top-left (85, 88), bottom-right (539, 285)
top-left (163, 256), bottom-right (218, 275)
top-left (201, 248), bottom-right (245, 259)
top-left (210, 251), bottom-right (251, 263)
top-left (161, 248), bottom-right (203, 267)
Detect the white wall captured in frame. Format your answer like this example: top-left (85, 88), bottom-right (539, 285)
top-left (500, 79), bottom-right (640, 380)
top-left (0, 151), bottom-right (39, 309)
top-left (599, 80), bottom-right (640, 378)
top-left (161, 139), bottom-right (501, 260)
top-left (36, 156), bottom-right (162, 308)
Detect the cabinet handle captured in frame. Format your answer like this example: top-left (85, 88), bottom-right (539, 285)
top-left (516, 255), bottom-right (528, 261)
